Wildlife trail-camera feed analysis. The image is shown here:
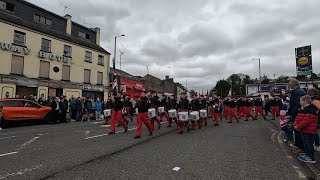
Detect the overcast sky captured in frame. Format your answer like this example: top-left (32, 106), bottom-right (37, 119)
top-left (28, 0), bottom-right (320, 91)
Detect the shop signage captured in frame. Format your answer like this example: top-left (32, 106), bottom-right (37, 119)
top-left (39, 51), bottom-right (72, 63)
top-left (0, 42), bottom-right (30, 54)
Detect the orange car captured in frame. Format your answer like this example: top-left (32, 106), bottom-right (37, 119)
top-left (0, 99), bottom-right (52, 125)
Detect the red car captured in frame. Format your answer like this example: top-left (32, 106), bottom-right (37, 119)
top-left (0, 99), bottom-right (52, 125)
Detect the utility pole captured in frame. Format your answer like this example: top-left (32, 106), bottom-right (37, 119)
top-left (119, 50), bottom-right (124, 70)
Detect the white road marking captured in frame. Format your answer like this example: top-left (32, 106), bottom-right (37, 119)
top-left (100, 125), bottom-right (111, 128)
top-left (0, 151), bottom-right (18, 157)
top-left (0, 164), bottom-right (44, 180)
top-left (172, 167), bottom-right (181, 171)
top-left (16, 136), bottom-right (40, 152)
top-left (0, 136), bottom-right (16, 140)
top-left (85, 127), bottom-right (137, 140)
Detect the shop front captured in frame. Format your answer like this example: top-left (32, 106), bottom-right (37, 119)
top-left (120, 77), bottom-right (144, 98)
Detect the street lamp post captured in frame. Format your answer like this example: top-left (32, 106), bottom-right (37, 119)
top-left (119, 50), bottom-right (124, 70)
top-left (111, 34), bottom-right (125, 95)
top-left (251, 58), bottom-right (262, 92)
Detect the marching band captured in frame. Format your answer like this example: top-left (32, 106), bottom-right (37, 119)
top-left (102, 90), bottom-right (283, 138)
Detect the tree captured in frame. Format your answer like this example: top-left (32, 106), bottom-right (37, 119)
top-left (215, 80), bottom-right (231, 98)
top-left (276, 75), bottom-right (290, 83)
top-left (261, 78), bottom-right (271, 84)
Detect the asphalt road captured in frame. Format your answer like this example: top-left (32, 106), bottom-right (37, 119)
top-left (0, 116), bottom-right (311, 180)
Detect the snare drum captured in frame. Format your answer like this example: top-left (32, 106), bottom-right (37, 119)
top-left (168, 109), bottom-right (177, 118)
top-left (178, 112), bottom-right (189, 122)
top-left (200, 110), bottom-right (207, 118)
top-left (148, 108), bottom-right (156, 118)
top-left (158, 107), bottom-right (165, 114)
top-left (190, 111), bottom-right (200, 121)
top-left (103, 109), bottom-right (111, 117)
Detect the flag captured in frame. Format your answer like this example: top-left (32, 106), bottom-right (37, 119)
top-left (206, 89), bottom-right (209, 100)
top-left (112, 72), bottom-right (118, 95)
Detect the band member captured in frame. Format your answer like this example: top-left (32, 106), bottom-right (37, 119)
top-left (228, 97), bottom-right (239, 123)
top-left (103, 98), bottom-right (113, 125)
top-left (178, 92), bottom-right (190, 134)
top-left (109, 92), bottom-right (128, 134)
top-left (160, 95), bottom-right (170, 122)
top-left (212, 100), bottom-right (221, 126)
top-left (244, 98), bottom-right (254, 121)
top-left (200, 95), bottom-right (208, 126)
top-left (224, 98), bottom-right (230, 119)
top-left (167, 95), bottom-right (178, 127)
top-left (271, 96), bottom-right (282, 120)
top-left (190, 93), bottom-right (202, 129)
top-left (135, 90), bottom-right (153, 138)
top-left (149, 91), bottom-right (161, 130)
top-left (254, 95), bottom-right (266, 120)
top-left (237, 97), bottom-right (245, 118)
top-left (123, 95), bottom-right (133, 123)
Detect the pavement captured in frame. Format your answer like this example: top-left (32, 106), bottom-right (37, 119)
top-left (0, 116), bottom-right (313, 180)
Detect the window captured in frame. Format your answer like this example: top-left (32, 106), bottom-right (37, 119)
top-left (98, 55), bottom-right (104, 65)
top-left (34, 14), bottom-right (52, 26)
top-left (62, 65), bottom-right (70, 81)
top-left (11, 55), bottom-right (24, 75)
top-left (41, 38), bottom-right (51, 52)
top-left (97, 72), bottom-right (103, 85)
top-left (78, 31), bottom-right (89, 39)
top-left (85, 51), bottom-right (92, 62)
top-left (84, 69), bottom-right (91, 83)
top-left (22, 101), bottom-right (40, 108)
top-left (39, 61), bottom-right (50, 78)
top-left (63, 45), bottom-right (72, 57)
top-left (0, 1), bottom-right (14, 12)
top-left (0, 100), bottom-right (23, 107)
top-left (14, 31), bottom-right (26, 46)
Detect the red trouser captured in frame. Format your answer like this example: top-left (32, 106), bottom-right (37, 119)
top-left (209, 108), bottom-right (214, 118)
top-left (167, 117), bottom-right (177, 127)
top-left (178, 121), bottom-right (189, 132)
top-left (110, 110), bottom-right (127, 133)
top-left (272, 106), bottom-right (280, 119)
top-left (254, 106), bottom-right (266, 120)
top-left (150, 117), bottom-right (161, 130)
top-left (228, 108), bottom-right (239, 123)
top-left (136, 112), bottom-right (152, 136)
top-left (245, 107), bottom-right (253, 120)
top-left (224, 106), bottom-right (228, 117)
top-left (191, 120), bottom-right (202, 129)
top-left (214, 113), bottom-right (220, 125)
top-left (160, 112), bottom-right (169, 121)
top-left (239, 107), bottom-right (245, 118)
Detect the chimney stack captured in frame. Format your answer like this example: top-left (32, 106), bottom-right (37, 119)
top-left (64, 14), bottom-right (72, 35)
top-left (165, 75), bottom-right (169, 80)
top-left (94, 27), bottom-right (101, 45)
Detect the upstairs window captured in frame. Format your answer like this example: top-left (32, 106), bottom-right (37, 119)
top-left (63, 45), bottom-right (72, 57)
top-left (85, 51), bottom-right (92, 62)
top-left (78, 31), bottom-right (89, 40)
top-left (14, 31), bottom-right (26, 46)
top-left (41, 38), bottom-right (51, 52)
top-left (34, 14), bottom-right (52, 26)
top-left (0, 1), bottom-right (15, 12)
top-left (98, 55), bottom-right (104, 65)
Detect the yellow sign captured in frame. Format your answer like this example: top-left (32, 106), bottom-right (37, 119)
top-left (298, 57), bottom-right (309, 65)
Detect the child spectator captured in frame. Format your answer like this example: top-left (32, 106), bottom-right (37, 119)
top-left (279, 98), bottom-right (293, 142)
top-left (294, 95), bottom-right (318, 164)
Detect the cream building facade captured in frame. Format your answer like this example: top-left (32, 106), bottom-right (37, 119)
top-left (0, 0), bottom-right (110, 101)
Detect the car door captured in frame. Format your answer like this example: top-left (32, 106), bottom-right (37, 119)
top-left (22, 100), bottom-right (42, 120)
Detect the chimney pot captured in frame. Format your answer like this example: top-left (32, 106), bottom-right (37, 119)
top-left (94, 27), bottom-right (101, 45)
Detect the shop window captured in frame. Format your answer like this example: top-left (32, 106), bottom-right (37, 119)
top-left (0, 1), bottom-right (14, 12)
top-left (85, 51), bottom-right (92, 62)
top-left (97, 72), bottom-right (103, 85)
top-left (98, 55), bottom-right (104, 65)
top-left (13, 31), bottom-right (26, 46)
top-left (11, 55), bottom-right (24, 75)
top-left (39, 61), bottom-right (50, 78)
top-left (62, 65), bottom-right (70, 81)
top-left (41, 38), bottom-right (51, 52)
top-left (63, 45), bottom-right (72, 57)
top-left (84, 69), bottom-right (91, 83)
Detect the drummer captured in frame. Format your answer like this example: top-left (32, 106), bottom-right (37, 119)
top-left (167, 94), bottom-right (178, 127)
top-left (190, 93), bottom-right (202, 130)
top-left (123, 94), bottom-right (133, 123)
top-left (103, 98), bottom-right (113, 125)
top-left (178, 91), bottom-right (190, 134)
top-left (149, 90), bottom-right (162, 130)
top-left (200, 95), bottom-right (208, 126)
top-left (134, 89), bottom-right (153, 138)
top-left (159, 94), bottom-right (169, 122)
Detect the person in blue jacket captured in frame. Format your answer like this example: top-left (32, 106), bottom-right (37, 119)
top-left (95, 98), bottom-right (102, 120)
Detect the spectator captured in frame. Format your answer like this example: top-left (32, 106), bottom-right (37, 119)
top-left (294, 95), bottom-right (318, 164)
top-left (50, 97), bottom-right (61, 124)
top-left (84, 97), bottom-right (92, 119)
top-left (75, 97), bottom-right (83, 122)
top-left (95, 99), bottom-right (102, 120)
top-left (60, 97), bottom-right (68, 123)
top-left (69, 96), bottom-right (76, 121)
top-left (307, 88), bottom-right (320, 152)
top-left (288, 78), bottom-right (306, 150)
top-left (38, 94), bottom-right (48, 106)
top-left (279, 98), bottom-right (293, 142)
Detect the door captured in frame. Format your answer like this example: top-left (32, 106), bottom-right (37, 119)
top-left (22, 100), bottom-right (42, 120)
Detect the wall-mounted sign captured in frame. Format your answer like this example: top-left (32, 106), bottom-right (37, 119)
top-left (0, 42), bottom-right (30, 54)
top-left (295, 45), bottom-right (312, 76)
top-left (39, 51), bottom-right (72, 63)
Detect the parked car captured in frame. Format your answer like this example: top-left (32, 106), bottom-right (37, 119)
top-left (0, 99), bottom-right (52, 125)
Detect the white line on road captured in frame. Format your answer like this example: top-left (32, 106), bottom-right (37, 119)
top-left (0, 164), bottom-right (44, 180)
top-left (0, 151), bottom-right (18, 157)
top-left (16, 136), bottom-right (40, 152)
top-left (85, 127), bottom-right (137, 140)
top-left (0, 136), bottom-right (16, 140)
top-left (100, 125), bottom-right (111, 128)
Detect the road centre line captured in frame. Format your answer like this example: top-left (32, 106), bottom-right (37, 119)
top-left (85, 127), bottom-right (137, 140)
top-left (0, 151), bottom-right (18, 157)
top-left (0, 136), bottom-right (16, 140)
